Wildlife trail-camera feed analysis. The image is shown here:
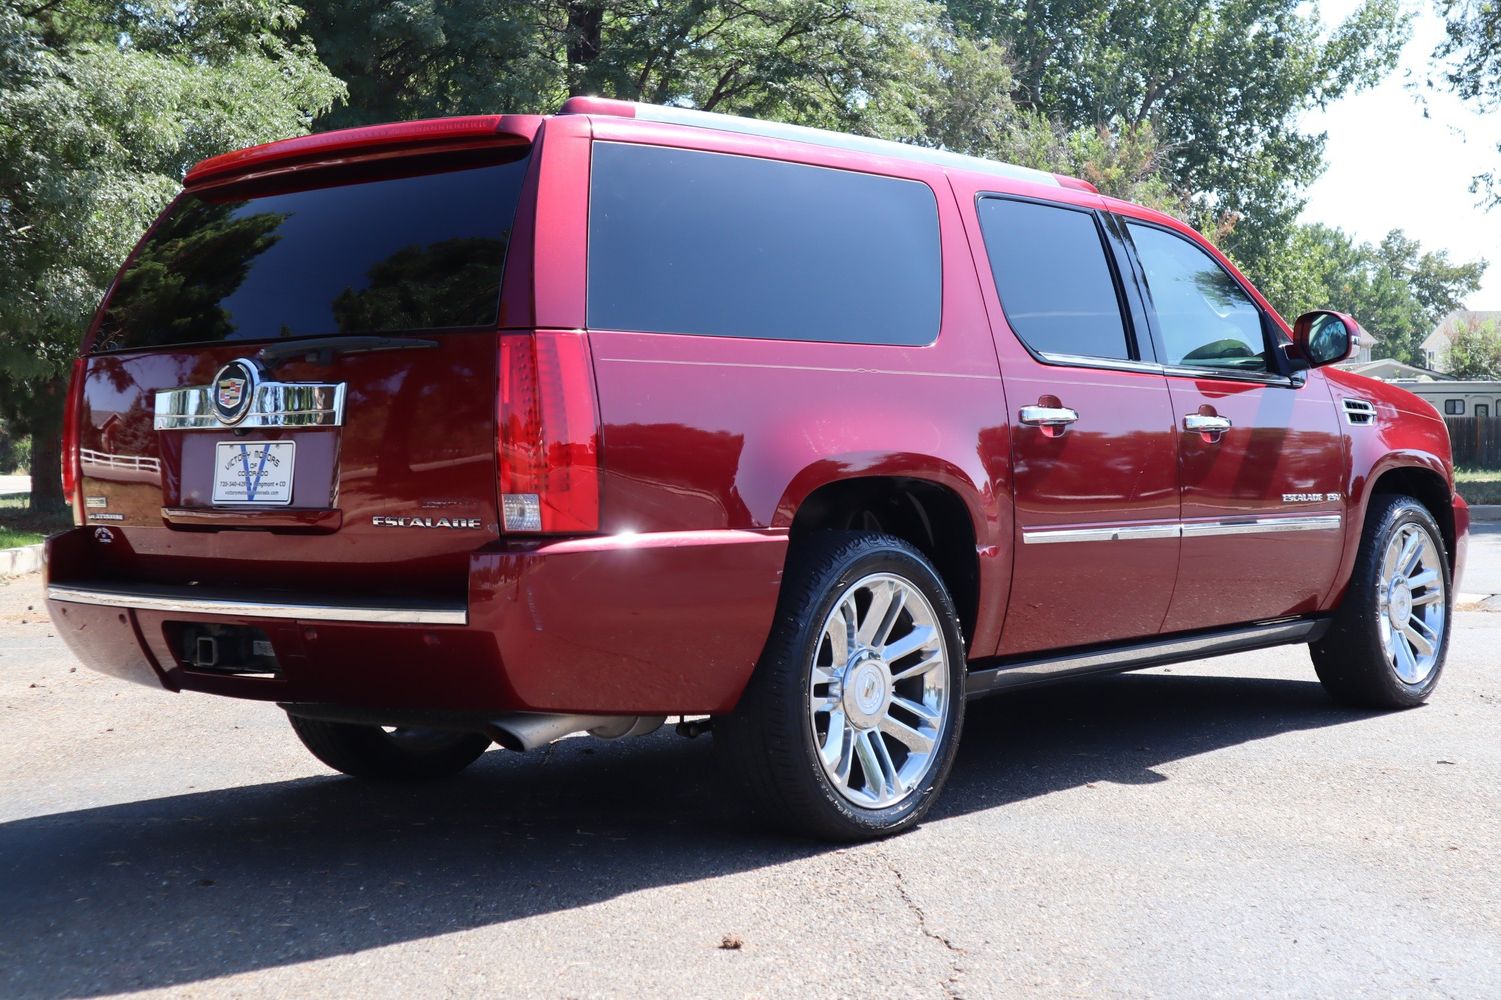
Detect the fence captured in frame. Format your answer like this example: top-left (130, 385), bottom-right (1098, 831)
top-left (1444, 416), bottom-right (1501, 469)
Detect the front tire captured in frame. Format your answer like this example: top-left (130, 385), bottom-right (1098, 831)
top-left (716, 532), bottom-right (966, 841)
top-left (1311, 494), bottom-right (1452, 709)
top-left (288, 714), bottom-right (493, 780)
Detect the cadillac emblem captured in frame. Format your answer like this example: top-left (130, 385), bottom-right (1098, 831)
top-left (211, 359), bottom-right (259, 425)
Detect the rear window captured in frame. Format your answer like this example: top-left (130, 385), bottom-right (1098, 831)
top-left (92, 149), bottom-right (531, 353)
top-left (587, 142), bottom-right (941, 346)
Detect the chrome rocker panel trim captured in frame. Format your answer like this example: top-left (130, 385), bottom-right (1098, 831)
top-left (965, 616), bottom-right (1331, 697)
top-left (47, 583), bottom-right (466, 625)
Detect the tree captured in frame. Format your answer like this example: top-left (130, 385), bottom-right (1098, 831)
top-left (0, 0), bottom-right (342, 511)
top-left (1253, 223), bottom-right (1486, 364)
top-left (300, 1), bottom-right (1180, 212)
top-left (948, 0), bottom-right (1407, 286)
top-left (1445, 315), bottom-right (1501, 380)
top-left (1433, 0), bottom-right (1501, 207)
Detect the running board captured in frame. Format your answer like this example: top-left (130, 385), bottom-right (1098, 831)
top-left (965, 616), bottom-right (1331, 698)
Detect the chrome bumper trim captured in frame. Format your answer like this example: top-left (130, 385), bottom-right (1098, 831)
top-left (46, 584), bottom-right (466, 625)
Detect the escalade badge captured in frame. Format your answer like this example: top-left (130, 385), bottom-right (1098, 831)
top-left (211, 359), bottom-right (260, 425)
top-left (372, 515), bottom-right (482, 529)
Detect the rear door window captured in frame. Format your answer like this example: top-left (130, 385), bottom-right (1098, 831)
top-left (1126, 222), bottom-right (1268, 373)
top-left (977, 198), bottom-right (1132, 362)
top-left (93, 149), bottom-right (531, 353)
top-left (587, 142), bottom-right (941, 346)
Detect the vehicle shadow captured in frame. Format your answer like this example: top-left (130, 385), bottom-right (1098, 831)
top-left (0, 670), bottom-right (1379, 998)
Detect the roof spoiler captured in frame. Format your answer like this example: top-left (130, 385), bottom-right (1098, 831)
top-left (185, 115), bottom-right (543, 188)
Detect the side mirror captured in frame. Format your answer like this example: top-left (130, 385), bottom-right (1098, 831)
top-left (1290, 310), bottom-right (1360, 369)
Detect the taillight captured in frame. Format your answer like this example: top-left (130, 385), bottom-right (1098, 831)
top-left (497, 331), bottom-right (600, 533)
top-left (61, 357), bottom-right (86, 526)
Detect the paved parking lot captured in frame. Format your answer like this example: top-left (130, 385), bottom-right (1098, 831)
top-left (1, 532), bottom-right (1498, 998)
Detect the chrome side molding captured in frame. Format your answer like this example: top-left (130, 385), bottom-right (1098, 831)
top-left (47, 583), bottom-right (465, 625)
top-left (1023, 513), bottom-right (1341, 544)
top-left (155, 379), bottom-right (346, 430)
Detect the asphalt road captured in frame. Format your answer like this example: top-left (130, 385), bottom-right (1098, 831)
top-left (2, 557), bottom-right (1498, 998)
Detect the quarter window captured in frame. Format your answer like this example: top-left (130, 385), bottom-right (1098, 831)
top-left (977, 198), bottom-right (1130, 361)
top-left (588, 143), bottom-right (941, 345)
top-left (1127, 223), bottom-right (1268, 373)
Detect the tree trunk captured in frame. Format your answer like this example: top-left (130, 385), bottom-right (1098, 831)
top-left (566, 3), bottom-right (604, 97)
top-left (27, 375), bottom-right (65, 512)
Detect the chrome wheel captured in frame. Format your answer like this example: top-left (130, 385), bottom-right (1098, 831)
top-left (1377, 522), bottom-right (1446, 685)
top-left (808, 573), bottom-right (950, 809)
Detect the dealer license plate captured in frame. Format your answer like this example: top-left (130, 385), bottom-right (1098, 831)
top-left (212, 441), bottom-right (296, 506)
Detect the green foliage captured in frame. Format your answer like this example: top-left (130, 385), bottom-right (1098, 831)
top-left (1445, 316), bottom-right (1501, 380)
top-left (1253, 223), bottom-right (1487, 364)
top-left (0, 0), bottom-right (343, 507)
top-left (1434, 0), bottom-right (1501, 207)
top-left (950, 0), bottom-right (1407, 282)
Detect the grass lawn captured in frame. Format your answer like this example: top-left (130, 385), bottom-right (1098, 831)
top-left (1455, 468), bottom-right (1501, 506)
top-left (0, 494), bottom-right (72, 550)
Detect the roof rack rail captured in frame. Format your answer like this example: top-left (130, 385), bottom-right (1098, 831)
top-left (559, 97), bottom-right (1097, 193)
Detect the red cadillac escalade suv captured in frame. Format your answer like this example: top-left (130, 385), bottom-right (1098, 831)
top-left (46, 98), bottom-right (1469, 839)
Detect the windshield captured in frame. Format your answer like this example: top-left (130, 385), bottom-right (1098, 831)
top-left (92, 148), bottom-right (530, 353)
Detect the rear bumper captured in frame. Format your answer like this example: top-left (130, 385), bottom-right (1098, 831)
top-left (45, 527), bottom-right (787, 716)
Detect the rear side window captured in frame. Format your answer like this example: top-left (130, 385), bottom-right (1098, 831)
top-left (93, 149), bottom-right (531, 353)
top-left (588, 142), bottom-right (941, 345)
top-left (977, 198), bottom-right (1130, 361)
top-left (1126, 223), bottom-right (1268, 373)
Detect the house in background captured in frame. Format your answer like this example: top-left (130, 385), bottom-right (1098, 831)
top-left (1336, 310), bottom-right (1501, 419)
top-left (1419, 309), bottom-right (1501, 371)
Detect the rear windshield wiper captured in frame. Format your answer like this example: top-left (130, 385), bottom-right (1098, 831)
top-left (256, 336), bottom-right (438, 371)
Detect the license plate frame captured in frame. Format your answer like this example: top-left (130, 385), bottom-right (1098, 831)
top-left (211, 440), bottom-right (296, 506)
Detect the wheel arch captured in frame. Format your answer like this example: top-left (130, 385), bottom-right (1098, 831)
top-left (776, 468), bottom-right (1002, 655)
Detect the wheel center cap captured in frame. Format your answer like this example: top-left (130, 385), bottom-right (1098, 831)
top-left (1388, 581), bottom-right (1413, 627)
top-left (843, 656), bottom-right (892, 729)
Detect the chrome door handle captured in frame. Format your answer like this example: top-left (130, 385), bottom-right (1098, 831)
top-left (1019, 405), bottom-right (1079, 427)
top-left (1183, 414), bottom-right (1232, 433)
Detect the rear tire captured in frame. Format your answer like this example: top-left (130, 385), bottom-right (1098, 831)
top-left (1311, 494), bottom-right (1451, 709)
top-left (287, 714), bottom-right (493, 780)
top-left (715, 531), bottom-right (966, 841)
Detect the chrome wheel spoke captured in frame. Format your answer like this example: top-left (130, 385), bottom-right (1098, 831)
top-left (1411, 589), bottom-right (1443, 607)
top-left (856, 581), bottom-right (897, 646)
top-left (891, 694), bottom-right (941, 727)
top-left (881, 624), bottom-right (936, 665)
top-left (853, 730), bottom-right (889, 803)
top-left (1393, 632), bottom-right (1420, 682)
top-left (1396, 531), bottom-right (1422, 576)
top-left (878, 714), bottom-right (934, 755)
top-left (890, 650), bottom-right (942, 683)
top-left (1406, 569), bottom-right (1439, 591)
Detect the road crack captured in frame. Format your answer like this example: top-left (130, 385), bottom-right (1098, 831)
top-left (880, 848), bottom-right (966, 999)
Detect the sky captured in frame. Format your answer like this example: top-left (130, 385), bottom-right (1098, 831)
top-left (1300, 0), bottom-right (1501, 311)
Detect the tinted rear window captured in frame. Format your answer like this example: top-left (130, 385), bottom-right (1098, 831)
top-left (978, 197), bottom-right (1130, 361)
top-left (588, 142), bottom-right (941, 345)
top-left (92, 149), bottom-right (530, 353)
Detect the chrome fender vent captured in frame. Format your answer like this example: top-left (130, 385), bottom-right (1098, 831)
top-left (1342, 398), bottom-right (1376, 426)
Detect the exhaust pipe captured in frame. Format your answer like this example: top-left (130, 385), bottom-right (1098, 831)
top-left (486, 713), bottom-right (665, 752)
